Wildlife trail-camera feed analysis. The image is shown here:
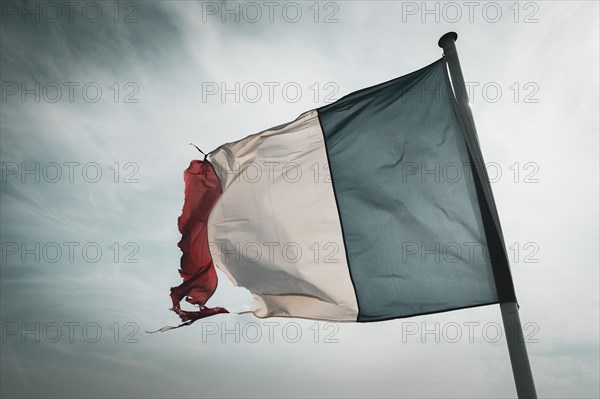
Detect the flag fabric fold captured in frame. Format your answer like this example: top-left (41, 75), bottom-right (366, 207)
top-left (167, 56), bottom-right (517, 326)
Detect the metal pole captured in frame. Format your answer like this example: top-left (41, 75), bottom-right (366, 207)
top-left (501, 302), bottom-right (538, 398)
top-left (438, 32), bottom-right (537, 398)
top-left (438, 32), bottom-right (467, 107)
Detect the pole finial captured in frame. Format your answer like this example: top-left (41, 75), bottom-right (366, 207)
top-left (438, 32), bottom-right (458, 48)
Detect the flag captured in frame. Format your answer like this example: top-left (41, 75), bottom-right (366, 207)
top-left (168, 57), bottom-right (517, 327)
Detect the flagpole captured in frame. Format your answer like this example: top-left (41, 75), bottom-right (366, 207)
top-left (438, 32), bottom-right (537, 399)
top-left (500, 302), bottom-right (538, 398)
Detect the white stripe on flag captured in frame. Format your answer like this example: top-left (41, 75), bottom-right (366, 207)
top-left (208, 110), bottom-right (358, 321)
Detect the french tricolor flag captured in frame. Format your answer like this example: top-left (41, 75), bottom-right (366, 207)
top-left (167, 56), bottom-right (517, 326)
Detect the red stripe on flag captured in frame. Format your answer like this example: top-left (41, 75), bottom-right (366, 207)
top-left (169, 160), bottom-right (227, 324)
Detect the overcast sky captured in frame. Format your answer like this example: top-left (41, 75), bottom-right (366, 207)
top-left (1, 1), bottom-right (598, 398)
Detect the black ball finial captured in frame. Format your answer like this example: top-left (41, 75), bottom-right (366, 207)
top-left (438, 32), bottom-right (458, 48)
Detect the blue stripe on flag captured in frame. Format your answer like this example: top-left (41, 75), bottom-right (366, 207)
top-left (318, 58), bottom-right (512, 322)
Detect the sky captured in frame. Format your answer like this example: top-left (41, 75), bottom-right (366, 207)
top-left (0, 1), bottom-right (598, 398)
